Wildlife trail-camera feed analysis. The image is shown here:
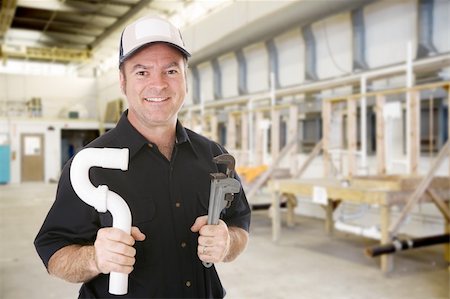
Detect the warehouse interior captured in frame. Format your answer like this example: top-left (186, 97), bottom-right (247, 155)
top-left (0, 0), bottom-right (449, 298)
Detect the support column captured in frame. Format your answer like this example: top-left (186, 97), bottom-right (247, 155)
top-left (380, 205), bottom-right (393, 272)
top-left (376, 94), bottom-right (386, 175)
top-left (322, 100), bottom-right (332, 177)
top-left (210, 114), bottom-right (219, 142)
top-left (272, 189), bottom-right (281, 242)
top-left (409, 91), bottom-right (420, 174)
top-left (227, 113), bottom-right (237, 150)
top-left (241, 112), bottom-right (249, 165)
top-left (347, 98), bottom-right (357, 177)
top-left (271, 109), bottom-right (281, 159)
top-left (448, 85), bottom-right (450, 264)
top-left (255, 111), bottom-right (264, 165)
top-left (288, 105), bottom-right (299, 175)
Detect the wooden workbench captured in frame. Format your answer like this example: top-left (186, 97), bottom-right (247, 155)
top-left (269, 176), bottom-right (450, 272)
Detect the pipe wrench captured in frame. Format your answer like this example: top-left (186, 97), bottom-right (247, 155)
top-left (203, 154), bottom-right (241, 268)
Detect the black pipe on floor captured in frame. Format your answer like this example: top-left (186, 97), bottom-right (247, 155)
top-left (365, 234), bottom-right (450, 257)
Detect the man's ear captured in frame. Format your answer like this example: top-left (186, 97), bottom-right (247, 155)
top-left (119, 71), bottom-right (126, 95)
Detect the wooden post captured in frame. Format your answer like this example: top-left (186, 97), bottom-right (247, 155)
top-left (227, 113), bottom-right (236, 150)
top-left (325, 201), bottom-right (334, 234)
top-left (322, 100), bottom-right (332, 177)
top-left (347, 98), bottom-right (357, 177)
top-left (271, 109), bottom-right (281, 159)
top-left (285, 193), bottom-right (297, 227)
top-left (241, 112), bottom-right (249, 165)
top-left (448, 85), bottom-right (450, 264)
top-left (380, 205), bottom-right (393, 272)
top-left (288, 105), bottom-right (299, 175)
top-left (255, 111), bottom-right (264, 165)
top-left (210, 114), bottom-right (219, 142)
top-left (376, 94), bottom-right (386, 175)
top-left (409, 90), bottom-right (420, 174)
top-left (272, 189), bottom-right (281, 242)
top-left (448, 85), bottom-right (450, 176)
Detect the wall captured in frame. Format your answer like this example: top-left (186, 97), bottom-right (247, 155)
top-left (365, 0), bottom-right (417, 68)
top-left (95, 69), bottom-right (125, 121)
top-left (314, 13), bottom-right (353, 78)
top-left (276, 28), bottom-right (305, 87)
top-left (0, 74), bottom-right (97, 119)
top-left (219, 53), bottom-right (239, 98)
top-left (0, 118), bottom-right (106, 184)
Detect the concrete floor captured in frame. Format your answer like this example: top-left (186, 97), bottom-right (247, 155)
top-left (0, 182), bottom-right (448, 299)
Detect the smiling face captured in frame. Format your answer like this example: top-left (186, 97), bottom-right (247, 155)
top-left (120, 43), bottom-right (187, 133)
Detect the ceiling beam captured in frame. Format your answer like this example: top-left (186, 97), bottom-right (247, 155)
top-left (0, 0), bottom-right (18, 38)
top-left (90, 0), bottom-right (153, 48)
top-left (16, 0), bottom-right (79, 13)
top-left (0, 43), bottom-right (91, 62)
top-left (64, 0), bottom-right (131, 18)
top-left (13, 15), bottom-right (112, 30)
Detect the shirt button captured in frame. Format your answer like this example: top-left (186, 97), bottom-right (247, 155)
top-left (186, 281), bottom-right (191, 287)
top-left (175, 202), bottom-right (181, 208)
top-left (148, 143), bottom-right (153, 148)
top-left (181, 242), bottom-right (186, 248)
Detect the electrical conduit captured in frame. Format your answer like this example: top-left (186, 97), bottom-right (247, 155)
top-left (70, 148), bottom-right (131, 295)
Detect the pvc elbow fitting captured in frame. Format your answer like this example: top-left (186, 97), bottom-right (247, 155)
top-left (70, 147), bottom-right (131, 295)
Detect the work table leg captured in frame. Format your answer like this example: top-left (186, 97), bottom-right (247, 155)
top-left (445, 218), bottom-right (450, 265)
top-left (380, 205), bottom-right (393, 272)
top-left (272, 190), bottom-right (281, 242)
top-left (325, 201), bottom-right (334, 234)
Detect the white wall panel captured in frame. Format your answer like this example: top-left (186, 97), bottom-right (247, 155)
top-left (433, 0), bottom-right (450, 53)
top-left (365, 0), bottom-right (417, 68)
top-left (198, 62), bottom-right (214, 102)
top-left (0, 74), bottom-right (97, 119)
top-left (245, 43), bottom-right (269, 93)
top-left (276, 29), bottom-right (305, 87)
top-left (96, 70), bottom-right (124, 121)
top-left (314, 13), bottom-right (353, 79)
top-left (219, 53), bottom-right (238, 98)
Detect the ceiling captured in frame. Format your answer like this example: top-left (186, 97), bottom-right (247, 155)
top-left (0, 0), bottom-right (191, 63)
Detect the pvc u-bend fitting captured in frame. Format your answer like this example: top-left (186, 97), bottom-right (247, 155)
top-left (70, 148), bottom-right (131, 295)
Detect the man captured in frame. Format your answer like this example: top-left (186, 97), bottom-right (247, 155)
top-left (34, 15), bottom-right (250, 298)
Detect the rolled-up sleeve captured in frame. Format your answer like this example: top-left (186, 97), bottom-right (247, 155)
top-left (34, 161), bottom-right (100, 268)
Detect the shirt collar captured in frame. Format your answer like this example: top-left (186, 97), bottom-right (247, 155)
top-left (114, 110), bottom-right (198, 159)
top-left (175, 120), bottom-right (199, 158)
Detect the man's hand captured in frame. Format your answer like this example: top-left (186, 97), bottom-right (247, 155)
top-left (94, 226), bottom-right (146, 274)
top-left (190, 216), bottom-right (230, 264)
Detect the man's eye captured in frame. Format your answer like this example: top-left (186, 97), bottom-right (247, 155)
top-left (136, 71), bottom-right (146, 76)
top-left (167, 69), bottom-right (178, 75)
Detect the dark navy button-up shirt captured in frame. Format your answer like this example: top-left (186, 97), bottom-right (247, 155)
top-left (34, 111), bottom-right (251, 298)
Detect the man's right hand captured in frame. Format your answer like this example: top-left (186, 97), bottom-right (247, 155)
top-left (94, 226), bottom-right (146, 275)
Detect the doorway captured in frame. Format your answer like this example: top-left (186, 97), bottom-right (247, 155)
top-left (21, 134), bottom-right (44, 182)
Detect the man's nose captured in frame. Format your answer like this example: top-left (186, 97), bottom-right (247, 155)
top-left (148, 72), bottom-right (168, 89)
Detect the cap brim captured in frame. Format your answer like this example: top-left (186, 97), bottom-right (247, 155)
top-left (119, 40), bottom-right (191, 65)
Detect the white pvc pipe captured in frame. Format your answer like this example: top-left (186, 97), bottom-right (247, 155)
top-left (70, 148), bottom-right (131, 295)
top-left (335, 221), bottom-right (381, 240)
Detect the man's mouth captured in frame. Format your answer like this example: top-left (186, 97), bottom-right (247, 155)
top-left (144, 97), bottom-right (169, 102)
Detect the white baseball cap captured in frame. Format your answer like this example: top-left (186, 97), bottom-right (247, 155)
top-left (119, 16), bottom-right (191, 66)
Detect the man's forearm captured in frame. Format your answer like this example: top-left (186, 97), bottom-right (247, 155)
top-left (48, 244), bottom-right (100, 283)
top-left (223, 227), bottom-right (249, 262)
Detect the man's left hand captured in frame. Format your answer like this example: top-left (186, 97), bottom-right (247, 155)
top-left (190, 215), bottom-right (230, 264)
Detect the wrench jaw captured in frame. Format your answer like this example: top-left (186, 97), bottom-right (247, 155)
top-left (212, 154), bottom-right (236, 178)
